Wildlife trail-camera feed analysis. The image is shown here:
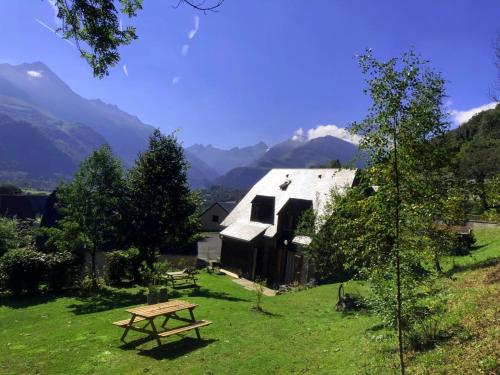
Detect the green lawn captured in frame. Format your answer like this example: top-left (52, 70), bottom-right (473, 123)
top-left (0, 278), bottom-right (397, 374)
top-left (1, 228), bottom-right (499, 375)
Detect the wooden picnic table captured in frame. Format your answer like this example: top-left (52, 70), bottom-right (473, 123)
top-left (163, 269), bottom-right (198, 288)
top-left (113, 300), bottom-right (212, 346)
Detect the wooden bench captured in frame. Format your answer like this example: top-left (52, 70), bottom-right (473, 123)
top-left (114, 300), bottom-right (211, 346)
top-left (158, 320), bottom-right (212, 337)
top-left (112, 316), bottom-right (146, 327)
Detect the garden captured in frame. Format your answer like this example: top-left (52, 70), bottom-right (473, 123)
top-left (0, 227), bottom-right (498, 374)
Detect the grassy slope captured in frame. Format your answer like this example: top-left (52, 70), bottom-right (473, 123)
top-left (0, 228), bottom-right (498, 375)
top-left (409, 227), bottom-right (500, 374)
top-left (0, 277), bottom-right (397, 374)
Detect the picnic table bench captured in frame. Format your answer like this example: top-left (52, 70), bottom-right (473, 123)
top-left (163, 269), bottom-right (198, 288)
top-left (113, 300), bottom-right (212, 346)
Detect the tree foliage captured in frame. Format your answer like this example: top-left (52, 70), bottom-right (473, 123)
top-left (51, 0), bottom-right (224, 77)
top-left (127, 130), bottom-right (200, 264)
top-left (54, 144), bottom-right (125, 287)
top-left (349, 50), bottom-right (449, 373)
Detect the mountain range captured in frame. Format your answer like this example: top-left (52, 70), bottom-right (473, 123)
top-left (211, 136), bottom-right (363, 189)
top-left (0, 61), bottom-right (363, 190)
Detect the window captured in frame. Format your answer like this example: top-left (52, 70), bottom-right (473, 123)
top-left (212, 215), bottom-right (219, 222)
top-left (250, 195), bottom-right (275, 224)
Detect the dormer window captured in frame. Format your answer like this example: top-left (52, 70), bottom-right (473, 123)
top-left (250, 195), bottom-right (275, 224)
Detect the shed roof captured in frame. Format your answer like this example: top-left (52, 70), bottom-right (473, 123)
top-left (200, 201), bottom-right (238, 217)
top-left (220, 221), bottom-right (270, 242)
top-left (221, 168), bottom-right (357, 239)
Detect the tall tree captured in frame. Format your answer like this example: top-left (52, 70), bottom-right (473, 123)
top-left (351, 50), bottom-right (449, 374)
top-left (55, 144), bottom-right (125, 288)
top-left (50, 0), bottom-right (224, 77)
top-left (127, 129), bottom-right (200, 265)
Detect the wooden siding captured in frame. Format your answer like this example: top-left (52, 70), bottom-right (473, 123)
top-left (200, 204), bottom-right (229, 232)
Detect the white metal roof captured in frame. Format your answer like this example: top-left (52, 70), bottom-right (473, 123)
top-left (221, 168), bottom-right (357, 239)
top-left (220, 221), bottom-right (271, 242)
top-left (292, 235), bottom-right (313, 246)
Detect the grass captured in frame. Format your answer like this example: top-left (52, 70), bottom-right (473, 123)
top-left (0, 227), bottom-right (498, 374)
top-left (0, 275), bottom-right (398, 374)
top-left (408, 227), bottom-right (500, 374)
top-left (440, 227), bottom-right (500, 274)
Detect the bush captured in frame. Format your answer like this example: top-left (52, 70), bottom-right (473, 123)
top-left (0, 248), bottom-right (46, 295)
top-left (105, 247), bottom-right (141, 285)
top-left (0, 217), bottom-right (18, 257)
top-left (449, 231), bottom-right (475, 256)
top-left (406, 317), bottom-right (451, 351)
top-left (44, 252), bottom-right (75, 291)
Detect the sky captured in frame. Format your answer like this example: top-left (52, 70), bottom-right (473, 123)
top-left (0, 0), bottom-right (498, 148)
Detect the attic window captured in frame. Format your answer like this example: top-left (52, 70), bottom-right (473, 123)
top-left (251, 195), bottom-right (275, 224)
top-left (279, 179), bottom-right (292, 190)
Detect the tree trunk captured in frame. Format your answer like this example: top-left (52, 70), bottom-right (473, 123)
top-left (434, 252), bottom-right (442, 274)
top-left (393, 124), bottom-right (406, 375)
top-left (91, 245), bottom-right (98, 290)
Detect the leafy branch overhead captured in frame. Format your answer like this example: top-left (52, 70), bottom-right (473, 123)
top-left (51, 0), bottom-right (224, 78)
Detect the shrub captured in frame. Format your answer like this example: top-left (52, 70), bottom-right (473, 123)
top-left (105, 247), bottom-right (141, 285)
top-left (406, 317), bottom-right (451, 351)
top-left (449, 231), bottom-right (475, 256)
top-left (44, 252), bottom-right (75, 291)
top-left (0, 248), bottom-right (46, 295)
top-left (0, 217), bottom-right (18, 257)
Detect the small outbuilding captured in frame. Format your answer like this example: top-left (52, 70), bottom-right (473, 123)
top-left (219, 168), bottom-right (357, 286)
top-left (200, 201), bottom-right (237, 232)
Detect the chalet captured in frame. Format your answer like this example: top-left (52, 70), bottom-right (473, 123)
top-left (200, 201), bottom-right (237, 232)
top-left (220, 168), bottom-right (357, 286)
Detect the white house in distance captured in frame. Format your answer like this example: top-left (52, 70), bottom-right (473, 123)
top-left (219, 168), bottom-right (357, 286)
top-left (200, 201), bottom-right (238, 232)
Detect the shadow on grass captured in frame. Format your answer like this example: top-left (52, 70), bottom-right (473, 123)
top-left (0, 290), bottom-right (65, 308)
top-left (444, 257), bottom-right (499, 278)
top-left (250, 306), bottom-right (282, 317)
top-left (122, 337), bottom-right (217, 360)
top-left (188, 287), bottom-right (251, 302)
top-left (67, 288), bottom-right (145, 315)
top-left (366, 323), bottom-right (387, 332)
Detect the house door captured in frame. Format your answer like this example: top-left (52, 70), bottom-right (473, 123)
top-left (293, 254), bottom-right (303, 284)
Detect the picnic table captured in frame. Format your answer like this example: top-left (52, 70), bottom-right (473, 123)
top-left (163, 269), bottom-right (198, 288)
top-left (113, 300), bottom-right (212, 346)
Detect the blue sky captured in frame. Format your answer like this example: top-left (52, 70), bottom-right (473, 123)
top-left (0, 0), bottom-right (498, 148)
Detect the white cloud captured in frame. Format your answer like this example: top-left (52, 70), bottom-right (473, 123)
top-left (122, 64), bottom-right (128, 77)
top-left (27, 70), bottom-right (43, 78)
top-left (450, 102), bottom-right (498, 125)
top-left (188, 15), bottom-right (200, 39)
top-left (47, 0), bottom-right (61, 26)
top-left (307, 124), bottom-right (361, 144)
top-left (291, 128), bottom-right (305, 142)
top-left (172, 76), bottom-right (181, 85)
top-left (291, 124), bottom-right (361, 144)
top-left (35, 18), bottom-right (75, 47)
top-left (181, 44), bottom-right (190, 56)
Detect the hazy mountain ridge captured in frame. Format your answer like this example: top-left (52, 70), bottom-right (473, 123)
top-left (186, 142), bottom-right (268, 175)
top-left (214, 136), bottom-right (362, 189)
top-left (0, 61), bottom-right (364, 190)
top-left (0, 62), bottom-right (154, 165)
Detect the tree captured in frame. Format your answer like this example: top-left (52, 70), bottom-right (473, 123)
top-left (51, 0), bottom-right (224, 78)
top-left (54, 144), bottom-right (125, 288)
top-left (0, 184), bottom-right (23, 195)
top-left (350, 50), bottom-right (449, 374)
top-left (127, 129), bottom-right (200, 266)
top-left (494, 30), bottom-right (500, 101)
